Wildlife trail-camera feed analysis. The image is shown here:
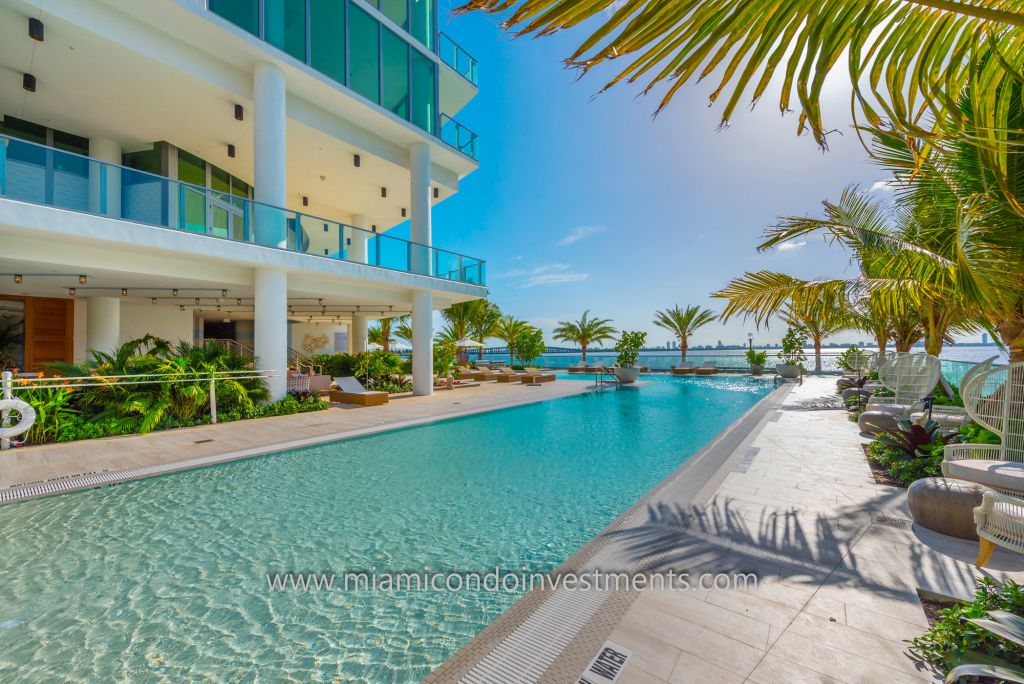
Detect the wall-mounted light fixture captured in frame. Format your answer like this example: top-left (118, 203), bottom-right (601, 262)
top-left (195, 297), bottom-right (201, 305)
top-left (236, 298), bottom-right (242, 306)
top-left (302, 195), bottom-right (309, 207)
top-left (227, 144), bottom-right (236, 158)
top-left (151, 298), bottom-right (157, 305)
top-left (28, 17), bottom-right (44, 41)
top-left (234, 104), bottom-right (244, 121)
top-left (354, 154), bottom-right (361, 167)
top-left (221, 289), bottom-right (228, 298)
top-left (78, 274), bottom-right (87, 284)
top-left (13, 274), bottom-right (23, 284)
top-left (180, 305), bottom-right (186, 312)
top-left (22, 74), bottom-right (36, 92)
top-left (433, 187), bottom-right (439, 199)
top-left (401, 208), bottom-right (407, 218)
top-left (380, 187), bottom-right (387, 198)
top-left (122, 288), bottom-right (128, 296)
top-left (68, 287), bottom-right (76, 296)
top-left (172, 288), bottom-right (178, 297)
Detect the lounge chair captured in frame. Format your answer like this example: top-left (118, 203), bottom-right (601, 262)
top-left (456, 366), bottom-right (485, 381)
top-left (474, 367), bottom-right (502, 380)
top-left (329, 376), bottom-right (389, 406)
top-left (519, 371), bottom-right (556, 383)
top-left (671, 364), bottom-right (696, 375)
top-left (435, 377), bottom-right (482, 390)
top-left (495, 367), bottom-right (525, 383)
top-left (568, 362), bottom-right (590, 374)
top-left (695, 362), bottom-right (718, 376)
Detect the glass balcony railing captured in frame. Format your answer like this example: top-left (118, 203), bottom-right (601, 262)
top-left (441, 115), bottom-right (479, 160)
top-left (438, 33), bottom-right (478, 86)
top-left (0, 135), bottom-right (486, 286)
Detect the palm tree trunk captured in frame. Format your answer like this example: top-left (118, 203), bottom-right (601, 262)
top-left (814, 336), bottom-right (822, 373)
top-left (581, 342), bottom-right (587, 363)
top-left (997, 317), bottom-right (1024, 363)
top-left (680, 340), bottom-right (687, 365)
top-left (875, 331), bottom-right (887, 356)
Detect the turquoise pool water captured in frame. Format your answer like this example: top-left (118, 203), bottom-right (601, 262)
top-left (0, 375), bottom-right (772, 682)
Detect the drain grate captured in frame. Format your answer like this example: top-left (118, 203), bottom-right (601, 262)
top-left (870, 514), bottom-right (913, 529)
top-left (733, 447), bottom-right (760, 473)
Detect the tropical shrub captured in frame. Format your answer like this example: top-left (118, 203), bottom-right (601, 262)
top-left (511, 328), bottom-right (546, 367)
top-left (16, 383), bottom-right (77, 444)
top-left (777, 326), bottom-right (808, 368)
top-left (745, 349), bottom-right (768, 366)
top-left (908, 578), bottom-right (1024, 675)
top-left (837, 346), bottom-right (868, 373)
top-left (960, 422), bottom-right (1000, 445)
top-left (614, 331), bottom-right (647, 368)
top-left (878, 419), bottom-right (941, 458)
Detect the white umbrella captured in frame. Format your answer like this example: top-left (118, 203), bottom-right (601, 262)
top-left (455, 338), bottom-right (484, 348)
top-left (366, 342), bottom-right (383, 351)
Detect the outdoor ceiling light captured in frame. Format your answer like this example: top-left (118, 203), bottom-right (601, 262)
top-left (302, 196), bottom-right (309, 207)
top-left (318, 298), bottom-right (323, 305)
top-left (401, 208), bottom-right (407, 218)
top-left (22, 74), bottom-right (36, 92)
top-left (354, 154), bottom-right (361, 167)
top-left (68, 287), bottom-right (76, 296)
top-left (13, 274), bottom-right (23, 284)
top-left (180, 305), bottom-right (185, 311)
top-left (227, 144), bottom-right (235, 158)
top-left (381, 187), bottom-right (387, 198)
top-left (234, 104), bottom-right (244, 121)
top-left (195, 298), bottom-right (201, 305)
top-left (151, 298), bottom-right (157, 305)
top-left (122, 288), bottom-right (128, 296)
top-left (221, 290), bottom-right (228, 297)
top-left (28, 17), bottom-right (44, 41)
top-left (433, 187), bottom-right (439, 199)
top-left (236, 298), bottom-right (241, 305)
top-left (217, 305), bottom-right (221, 311)
top-left (172, 288), bottom-right (178, 296)
top-left (78, 274), bottom-right (87, 284)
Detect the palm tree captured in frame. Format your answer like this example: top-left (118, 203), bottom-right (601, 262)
top-left (784, 302), bottom-right (848, 373)
top-left (652, 305), bottom-right (717, 365)
top-left (552, 310), bottom-right (617, 362)
top-left (393, 319), bottom-right (413, 349)
top-left (457, 0), bottom-right (1024, 150)
top-left (495, 315), bottom-right (536, 365)
top-left (468, 301), bottom-right (502, 361)
top-left (369, 315), bottom-right (407, 353)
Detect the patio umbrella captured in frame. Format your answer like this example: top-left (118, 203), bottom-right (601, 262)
top-left (366, 342), bottom-right (383, 351)
top-left (455, 338), bottom-right (484, 364)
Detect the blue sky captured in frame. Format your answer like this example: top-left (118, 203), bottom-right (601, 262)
top-left (427, 4), bottom-right (896, 348)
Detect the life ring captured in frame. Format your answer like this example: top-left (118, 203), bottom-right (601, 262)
top-left (0, 399), bottom-right (35, 439)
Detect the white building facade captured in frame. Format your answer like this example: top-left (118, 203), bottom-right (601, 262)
top-left (0, 0), bottom-right (485, 397)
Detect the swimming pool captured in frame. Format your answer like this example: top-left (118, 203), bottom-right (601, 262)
top-left (0, 375), bottom-right (772, 682)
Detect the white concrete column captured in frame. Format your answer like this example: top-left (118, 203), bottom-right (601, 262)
top-left (350, 213), bottom-right (370, 264)
top-left (411, 289), bottom-right (433, 396)
top-left (88, 137), bottom-right (122, 217)
top-left (409, 142), bottom-right (432, 275)
top-left (253, 62), bottom-right (287, 248)
top-left (254, 267), bottom-right (288, 399)
top-left (86, 297), bottom-right (120, 354)
top-left (351, 313), bottom-right (369, 353)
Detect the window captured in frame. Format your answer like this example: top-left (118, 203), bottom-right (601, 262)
top-left (381, 0), bottom-right (408, 31)
top-left (177, 150), bottom-right (207, 233)
top-left (411, 0), bottom-right (434, 50)
top-left (382, 28), bottom-right (409, 120)
top-left (310, 0), bottom-right (345, 84)
top-left (411, 49), bottom-right (436, 134)
top-left (52, 130), bottom-right (89, 176)
top-left (264, 0), bottom-right (307, 61)
top-left (123, 144), bottom-right (163, 175)
top-left (209, 0), bottom-right (259, 35)
top-left (348, 5), bottom-right (380, 103)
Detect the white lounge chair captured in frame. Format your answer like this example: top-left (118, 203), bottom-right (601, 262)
top-left (330, 376), bottom-right (389, 406)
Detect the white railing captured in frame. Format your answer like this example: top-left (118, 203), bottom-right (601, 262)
top-left (0, 370), bottom-right (279, 449)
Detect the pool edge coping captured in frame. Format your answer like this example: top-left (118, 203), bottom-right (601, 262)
top-left (423, 380), bottom-right (795, 683)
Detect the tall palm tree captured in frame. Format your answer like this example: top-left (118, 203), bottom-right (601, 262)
top-left (393, 319), bottom-right (414, 349)
top-left (552, 310), bottom-right (617, 362)
top-left (468, 300), bottom-right (502, 361)
top-left (652, 305), bottom-right (717, 365)
top-left (368, 322), bottom-right (392, 352)
top-left (495, 315), bottom-right (536, 365)
top-left (457, 0), bottom-right (1024, 150)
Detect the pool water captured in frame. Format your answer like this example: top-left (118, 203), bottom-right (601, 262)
top-left (0, 375), bottom-right (772, 682)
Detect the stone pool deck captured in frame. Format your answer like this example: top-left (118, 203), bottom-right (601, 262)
top-left (0, 378), bottom-right (594, 501)
top-left (430, 376), bottom-right (1024, 684)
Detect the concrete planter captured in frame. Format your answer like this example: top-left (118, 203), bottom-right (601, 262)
top-left (613, 367), bottom-right (640, 384)
top-left (750, 364), bottom-right (764, 376)
top-left (776, 363), bottom-right (801, 379)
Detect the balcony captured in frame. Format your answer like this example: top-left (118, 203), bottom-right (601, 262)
top-left (438, 33), bottom-right (478, 86)
top-left (441, 115), bottom-right (479, 160)
top-left (0, 135), bottom-right (486, 287)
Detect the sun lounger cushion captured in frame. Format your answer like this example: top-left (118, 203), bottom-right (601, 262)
top-left (943, 460), bottom-right (1024, 494)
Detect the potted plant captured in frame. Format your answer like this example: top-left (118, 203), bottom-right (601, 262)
top-left (613, 331), bottom-right (647, 383)
top-left (776, 325), bottom-right (807, 379)
top-left (746, 348), bottom-right (768, 376)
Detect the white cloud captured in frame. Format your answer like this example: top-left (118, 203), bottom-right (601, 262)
top-left (494, 263), bottom-right (571, 279)
top-left (523, 273), bottom-right (590, 288)
top-left (776, 240), bottom-right (807, 252)
top-left (870, 179), bottom-right (898, 192)
top-left (558, 225), bottom-right (607, 246)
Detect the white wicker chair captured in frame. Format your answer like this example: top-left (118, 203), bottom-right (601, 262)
top-left (943, 362), bottom-right (1024, 496)
top-left (973, 491), bottom-right (1024, 567)
top-left (865, 353), bottom-right (942, 416)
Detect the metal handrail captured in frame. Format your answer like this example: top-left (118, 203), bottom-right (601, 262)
top-left (440, 115), bottom-right (479, 160)
top-left (0, 134), bottom-right (487, 284)
top-left (438, 33), bottom-right (478, 86)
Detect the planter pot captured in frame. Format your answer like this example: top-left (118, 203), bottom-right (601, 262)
top-left (776, 363), bottom-right (801, 379)
top-left (613, 367), bottom-right (640, 384)
top-left (750, 364), bottom-right (764, 376)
